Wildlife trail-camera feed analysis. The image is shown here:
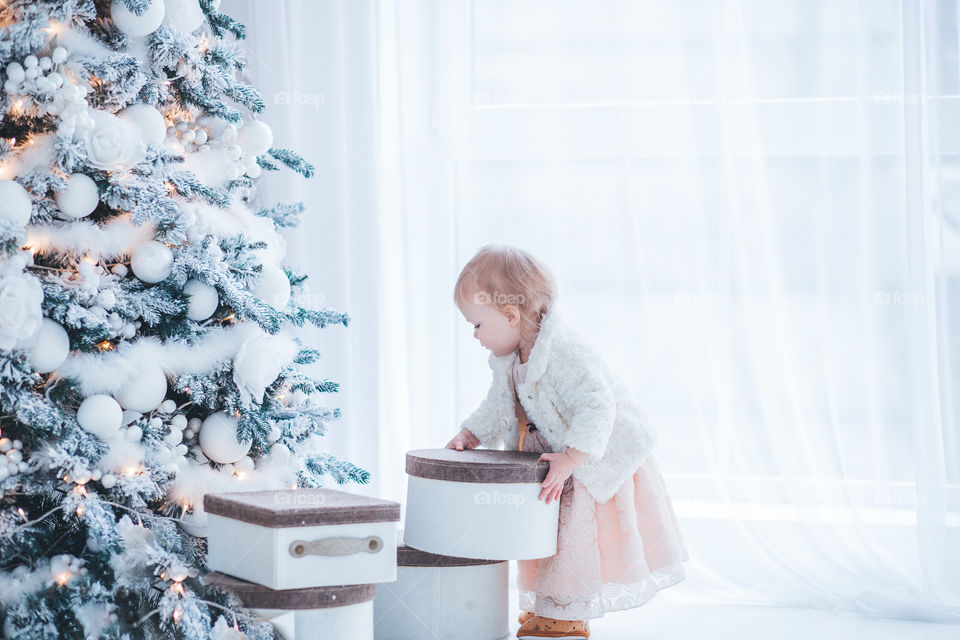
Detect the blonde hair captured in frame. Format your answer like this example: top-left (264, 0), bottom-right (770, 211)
top-left (454, 244), bottom-right (557, 340)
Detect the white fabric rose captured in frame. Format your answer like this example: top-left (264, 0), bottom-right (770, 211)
top-left (0, 271), bottom-right (44, 350)
top-left (84, 110), bottom-right (145, 171)
top-left (232, 328), bottom-right (300, 404)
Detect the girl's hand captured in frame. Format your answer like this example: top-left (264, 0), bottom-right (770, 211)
top-left (445, 427), bottom-right (480, 451)
top-left (538, 448), bottom-right (590, 504)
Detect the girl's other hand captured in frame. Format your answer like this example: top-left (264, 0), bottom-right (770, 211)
top-left (445, 427), bottom-right (480, 451)
top-left (538, 448), bottom-right (589, 504)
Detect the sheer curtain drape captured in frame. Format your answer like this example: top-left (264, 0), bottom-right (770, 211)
top-left (231, 0), bottom-right (960, 622)
top-left (380, 0), bottom-right (960, 622)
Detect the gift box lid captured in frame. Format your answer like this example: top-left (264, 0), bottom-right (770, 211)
top-left (405, 448), bottom-right (549, 483)
top-left (206, 572), bottom-right (375, 609)
top-left (395, 528), bottom-right (502, 567)
top-left (203, 488), bottom-right (401, 528)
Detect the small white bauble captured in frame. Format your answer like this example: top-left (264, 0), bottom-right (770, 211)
top-left (112, 264), bottom-right (129, 277)
top-left (77, 395), bottom-right (123, 439)
top-left (125, 426), bottom-right (143, 441)
top-left (187, 417), bottom-right (202, 431)
top-left (111, 0), bottom-right (165, 37)
top-left (72, 466), bottom-right (91, 484)
top-left (171, 414), bottom-right (188, 430)
top-left (116, 366), bottom-right (167, 412)
top-left (23, 318), bottom-right (70, 373)
top-left (38, 57), bottom-right (52, 71)
top-left (23, 55), bottom-right (37, 69)
top-left (131, 240), bottom-right (173, 283)
top-left (163, 429), bottom-right (182, 446)
top-left (54, 173), bottom-right (99, 219)
top-left (162, 0), bottom-right (204, 32)
top-left (6, 450), bottom-right (22, 464)
top-left (0, 466), bottom-right (8, 482)
top-left (158, 399), bottom-right (176, 414)
top-left (100, 473), bottom-right (116, 488)
top-left (183, 279), bottom-right (218, 320)
top-left (237, 120), bottom-right (273, 157)
top-left (0, 180), bottom-right (33, 226)
top-left (6, 62), bottom-right (24, 83)
top-left (51, 47), bottom-right (67, 64)
top-left (267, 425), bottom-right (281, 443)
top-left (199, 412), bottom-right (251, 465)
top-left (118, 103), bottom-right (167, 147)
top-left (253, 263), bottom-right (290, 308)
top-left (234, 455), bottom-right (255, 473)
top-left (0, 439), bottom-right (10, 452)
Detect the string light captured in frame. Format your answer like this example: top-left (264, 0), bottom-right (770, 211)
top-left (172, 605), bottom-right (183, 624)
top-left (55, 571), bottom-right (71, 586)
top-left (97, 340), bottom-right (115, 352)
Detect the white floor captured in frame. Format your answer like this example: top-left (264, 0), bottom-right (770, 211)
top-left (505, 563), bottom-right (960, 640)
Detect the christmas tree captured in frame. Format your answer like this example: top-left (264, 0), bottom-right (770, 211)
top-left (0, 0), bottom-right (369, 637)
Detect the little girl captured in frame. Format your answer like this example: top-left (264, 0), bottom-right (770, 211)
top-left (446, 245), bottom-right (689, 639)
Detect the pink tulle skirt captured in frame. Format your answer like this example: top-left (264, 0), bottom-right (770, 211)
top-left (518, 429), bottom-right (690, 620)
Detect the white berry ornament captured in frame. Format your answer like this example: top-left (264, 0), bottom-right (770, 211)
top-left (131, 240), bottom-right (173, 283)
top-left (54, 173), bottom-right (99, 219)
top-left (0, 180), bottom-right (33, 226)
top-left (199, 412), bottom-right (251, 465)
top-left (77, 395), bottom-right (123, 440)
top-left (116, 366), bottom-right (167, 412)
top-left (23, 318), bottom-right (70, 373)
top-left (183, 279), bottom-right (219, 320)
top-left (110, 0), bottom-right (165, 37)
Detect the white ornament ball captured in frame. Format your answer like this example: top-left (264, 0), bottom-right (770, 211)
top-left (6, 450), bottom-right (22, 464)
top-left (6, 62), bottom-right (24, 83)
top-left (23, 55), bottom-right (37, 69)
top-left (162, 0), bottom-right (204, 32)
top-left (199, 412), bottom-right (251, 464)
top-left (131, 240), bottom-right (173, 284)
top-left (171, 414), bottom-right (188, 430)
top-left (38, 57), bottom-right (52, 71)
top-left (125, 426), bottom-right (143, 441)
top-left (267, 425), bottom-right (281, 443)
top-left (253, 263), bottom-right (290, 308)
top-left (118, 103), bottom-right (167, 148)
top-left (72, 467), bottom-right (91, 484)
top-left (234, 455), bottom-right (255, 473)
top-left (237, 120), bottom-right (273, 157)
top-left (0, 180), bottom-right (33, 226)
top-left (51, 47), bottom-right (68, 64)
top-left (100, 473), bottom-right (116, 489)
top-left (158, 399), bottom-right (177, 414)
top-left (111, 0), bottom-right (165, 37)
top-left (54, 173), bottom-right (99, 219)
top-left (184, 279), bottom-right (218, 320)
top-left (188, 417), bottom-right (202, 431)
top-left (116, 366), bottom-right (167, 412)
top-left (24, 66), bottom-right (38, 80)
top-left (0, 439), bottom-right (9, 452)
top-left (23, 318), bottom-right (70, 373)
top-left (77, 395), bottom-right (122, 439)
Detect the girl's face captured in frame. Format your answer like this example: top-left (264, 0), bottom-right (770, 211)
top-left (459, 298), bottom-right (522, 357)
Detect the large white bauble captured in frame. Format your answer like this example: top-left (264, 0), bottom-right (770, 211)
top-left (116, 366), bottom-right (167, 412)
top-left (111, 0), bottom-right (165, 37)
top-left (253, 263), bottom-right (290, 308)
top-left (23, 318), bottom-right (70, 373)
top-left (237, 120), bottom-right (273, 157)
top-left (131, 240), bottom-right (173, 283)
top-left (199, 412), bottom-right (251, 464)
top-left (162, 0), bottom-right (204, 32)
top-left (184, 279), bottom-right (218, 321)
top-left (77, 395), bottom-right (123, 439)
top-left (0, 180), bottom-right (32, 226)
top-left (118, 104), bottom-right (167, 147)
top-left (54, 174), bottom-right (99, 219)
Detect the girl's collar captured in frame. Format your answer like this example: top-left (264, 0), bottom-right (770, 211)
top-left (488, 307), bottom-right (561, 385)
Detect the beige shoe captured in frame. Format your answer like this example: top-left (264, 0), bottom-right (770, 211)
top-left (518, 611), bottom-right (535, 625)
top-left (516, 615), bottom-right (590, 639)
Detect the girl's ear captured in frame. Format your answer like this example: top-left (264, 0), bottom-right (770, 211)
top-left (504, 304), bottom-right (521, 327)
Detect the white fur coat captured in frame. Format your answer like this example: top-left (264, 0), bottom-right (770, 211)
top-left (461, 306), bottom-right (659, 504)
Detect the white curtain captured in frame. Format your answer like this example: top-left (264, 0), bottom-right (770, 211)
top-left (233, 0), bottom-right (960, 622)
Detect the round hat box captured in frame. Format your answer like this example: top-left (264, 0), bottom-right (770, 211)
top-left (374, 529), bottom-right (509, 640)
top-left (404, 448), bottom-right (559, 560)
top-left (206, 571), bottom-right (376, 640)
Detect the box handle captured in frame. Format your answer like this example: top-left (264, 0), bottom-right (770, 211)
top-left (288, 535), bottom-right (384, 558)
